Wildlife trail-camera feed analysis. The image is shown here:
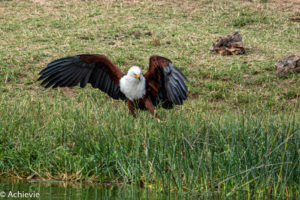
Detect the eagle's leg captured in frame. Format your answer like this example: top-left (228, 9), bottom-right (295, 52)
top-left (144, 97), bottom-right (157, 118)
top-left (127, 99), bottom-right (136, 118)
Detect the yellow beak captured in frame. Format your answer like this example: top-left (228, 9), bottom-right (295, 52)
top-left (134, 74), bottom-right (140, 78)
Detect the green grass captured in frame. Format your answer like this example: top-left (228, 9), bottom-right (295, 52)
top-left (0, 0), bottom-right (299, 198)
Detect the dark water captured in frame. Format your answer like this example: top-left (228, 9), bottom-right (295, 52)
top-left (0, 178), bottom-right (178, 200)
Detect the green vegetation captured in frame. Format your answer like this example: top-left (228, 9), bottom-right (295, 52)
top-left (0, 0), bottom-right (299, 198)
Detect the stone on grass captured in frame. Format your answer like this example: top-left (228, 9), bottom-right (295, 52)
top-left (210, 31), bottom-right (245, 55)
top-left (275, 55), bottom-right (300, 77)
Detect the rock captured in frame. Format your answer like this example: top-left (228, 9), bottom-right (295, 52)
top-left (210, 31), bottom-right (246, 55)
top-left (144, 31), bottom-right (152, 36)
top-left (275, 55), bottom-right (300, 77)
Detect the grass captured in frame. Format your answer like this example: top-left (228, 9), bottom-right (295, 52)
top-left (0, 0), bottom-right (299, 198)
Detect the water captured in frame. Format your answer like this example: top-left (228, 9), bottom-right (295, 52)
top-left (0, 178), bottom-right (253, 199)
top-left (0, 178), bottom-right (174, 200)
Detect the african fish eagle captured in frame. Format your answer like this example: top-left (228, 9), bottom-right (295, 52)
top-left (38, 54), bottom-right (188, 117)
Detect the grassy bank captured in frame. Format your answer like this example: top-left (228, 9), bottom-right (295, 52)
top-left (0, 0), bottom-right (299, 198)
top-left (0, 95), bottom-right (299, 198)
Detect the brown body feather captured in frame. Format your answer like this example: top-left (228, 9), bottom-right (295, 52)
top-left (127, 97), bottom-right (155, 118)
top-left (79, 54), bottom-right (123, 83)
top-left (145, 56), bottom-right (171, 96)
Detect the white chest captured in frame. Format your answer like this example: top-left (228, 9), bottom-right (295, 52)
top-left (120, 76), bottom-right (146, 101)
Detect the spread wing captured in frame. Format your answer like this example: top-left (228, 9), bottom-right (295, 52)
top-left (144, 55), bottom-right (188, 109)
top-left (38, 54), bottom-right (126, 100)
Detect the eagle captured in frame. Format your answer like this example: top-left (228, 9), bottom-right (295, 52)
top-left (38, 54), bottom-right (188, 117)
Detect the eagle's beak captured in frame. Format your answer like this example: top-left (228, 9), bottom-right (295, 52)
top-left (134, 74), bottom-right (140, 79)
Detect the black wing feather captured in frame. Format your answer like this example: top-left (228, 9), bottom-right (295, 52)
top-left (38, 54), bottom-right (126, 100)
top-left (158, 62), bottom-right (188, 107)
top-left (80, 70), bottom-right (92, 88)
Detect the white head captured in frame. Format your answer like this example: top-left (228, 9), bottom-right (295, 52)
top-left (120, 65), bottom-right (146, 100)
top-left (127, 66), bottom-right (142, 80)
